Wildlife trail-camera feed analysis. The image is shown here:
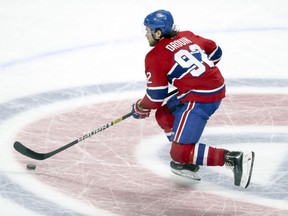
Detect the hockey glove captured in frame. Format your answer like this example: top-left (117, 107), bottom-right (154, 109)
top-left (132, 99), bottom-right (151, 119)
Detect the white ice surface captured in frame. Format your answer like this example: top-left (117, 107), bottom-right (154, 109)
top-left (0, 0), bottom-right (287, 215)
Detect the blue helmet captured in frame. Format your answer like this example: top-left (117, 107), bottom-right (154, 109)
top-left (144, 10), bottom-right (174, 35)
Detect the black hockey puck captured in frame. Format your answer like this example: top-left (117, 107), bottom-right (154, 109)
top-left (26, 163), bottom-right (36, 170)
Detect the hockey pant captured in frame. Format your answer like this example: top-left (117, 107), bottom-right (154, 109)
top-left (155, 95), bottom-right (225, 166)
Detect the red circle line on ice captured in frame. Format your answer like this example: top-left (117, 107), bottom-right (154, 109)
top-left (14, 93), bottom-right (288, 215)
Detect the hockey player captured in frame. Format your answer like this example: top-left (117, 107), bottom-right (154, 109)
top-left (131, 9), bottom-right (255, 188)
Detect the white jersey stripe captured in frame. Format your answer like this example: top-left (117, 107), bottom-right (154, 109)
top-left (178, 83), bottom-right (225, 99)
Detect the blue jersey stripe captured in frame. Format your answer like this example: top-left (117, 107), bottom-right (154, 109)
top-left (146, 88), bottom-right (168, 101)
top-left (209, 46), bottom-right (222, 62)
top-left (167, 64), bottom-right (189, 82)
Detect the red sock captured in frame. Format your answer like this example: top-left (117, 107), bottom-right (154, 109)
top-left (170, 142), bottom-right (225, 166)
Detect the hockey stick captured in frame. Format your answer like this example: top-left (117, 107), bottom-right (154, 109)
top-left (14, 111), bottom-right (134, 160)
top-left (14, 89), bottom-right (178, 160)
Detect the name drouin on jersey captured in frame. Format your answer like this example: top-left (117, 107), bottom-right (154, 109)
top-left (166, 37), bottom-right (192, 52)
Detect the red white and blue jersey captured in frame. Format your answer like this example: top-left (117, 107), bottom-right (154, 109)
top-left (141, 31), bottom-right (225, 109)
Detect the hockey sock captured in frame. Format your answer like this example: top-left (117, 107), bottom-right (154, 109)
top-left (170, 142), bottom-right (225, 166)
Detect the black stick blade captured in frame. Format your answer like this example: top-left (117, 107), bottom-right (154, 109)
top-left (14, 141), bottom-right (46, 160)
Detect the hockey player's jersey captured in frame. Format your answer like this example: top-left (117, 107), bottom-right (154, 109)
top-left (141, 31), bottom-right (225, 109)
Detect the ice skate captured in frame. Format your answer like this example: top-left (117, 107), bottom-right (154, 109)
top-left (225, 150), bottom-right (255, 189)
top-left (170, 161), bottom-right (201, 181)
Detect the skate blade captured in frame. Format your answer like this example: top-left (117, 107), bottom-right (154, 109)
top-left (240, 151), bottom-right (255, 189)
top-left (171, 169), bottom-right (201, 181)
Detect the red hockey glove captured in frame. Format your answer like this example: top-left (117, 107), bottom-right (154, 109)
top-left (132, 99), bottom-right (151, 119)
